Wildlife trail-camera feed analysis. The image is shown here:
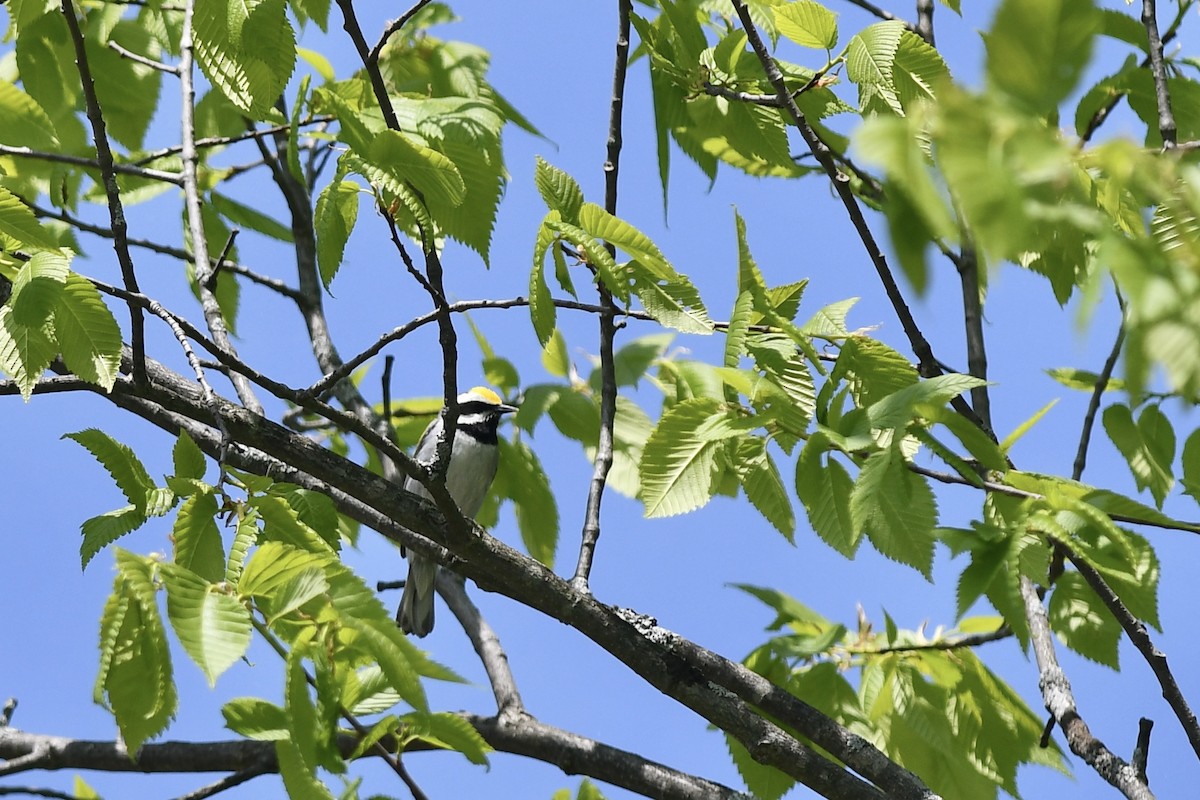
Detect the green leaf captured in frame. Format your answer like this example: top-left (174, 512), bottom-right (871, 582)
top-left (831, 336), bottom-right (919, 408)
top-left (225, 508), bottom-right (260, 587)
top-left (640, 398), bottom-right (742, 518)
top-left (160, 563), bottom-right (251, 686)
top-left (173, 492), bottom-right (225, 582)
top-left (865, 373), bottom-right (986, 431)
top-left (210, 192), bottom-right (294, 242)
top-left (10, 250), bottom-right (67, 327)
top-left (773, 1), bottom-right (838, 50)
top-left (578, 203), bottom-right (674, 279)
top-left (64, 429), bottom-right (156, 513)
top-left (341, 617), bottom-right (428, 712)
top-left (402, 711), bottom-right (492, 766)
top-left (0, 185), bottom-right (63, 252)
top-left (172, 432), bottom-right (208, 482)
top-left (541, 329), bottom-right (570, 378)
top-left (725, 732), bottom-right (795, 800)
top-left (846, 21), bottom-right (906, 114)
top-left (54, 274), bottom-right (122, 391)
top-left (850, 446), bottom-right (937, 576)
top-left (534, 157), bottom-right (584, 224)
top-left (240, 541), bottom-right (332, 598)
top-left (623, 259), bottom-right (713, 335)
top-left (266, 568), bottom-right (329, 623)
top-left (193, 0), bottom-right (297, 118)
top-left (252, 494), bottom-right (339, 553)
top-left (497, 438), bottom-right (558, 567)
top-left (222, 697), bottom-right (290, 740)
top-left (285, 646), bottom-right (321, 773)
top-left (1102, 403), bottom-right (1174, 508)
top-left (986, 0), bottom-right (1099, 115)
top-left (530, 217), bottom-right (558, 346)
top-left (0, 78), bottom-right (59, 148)
top-left (97, 550), bottom-right (177, 754)
top-left (369, 129), bottom-right (467, 209)
top-left (276, 739), bottom-right (336, 800)
top-left (733, 437), bottom-right (794, 540)
top-left (1182, 428), bottom-right (1200, 504)
top-left (80, 505), bottom-right (146, 570)
top-left (1046, 368), bottom-right (1124, 393)
top-left (796, 436), bottom-right (860, 557)
top-left (998, 399), bottom-right (1058, 454)
top-left (0, 303), bottom-right (56, 400)
top-left (1048, 571), bottom-right (1120, 669)
top-left (85, 21), bottom-right (163, 150)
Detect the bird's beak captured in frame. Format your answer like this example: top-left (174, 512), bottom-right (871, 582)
top-left (499, 402), bottom-right (519, 415)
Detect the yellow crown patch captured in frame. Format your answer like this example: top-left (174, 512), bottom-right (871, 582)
top-left (467, 386), bottom-right (503, 405)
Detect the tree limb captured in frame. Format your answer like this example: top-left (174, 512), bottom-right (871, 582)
top-left (58, 0), bottom-right (148, 383)
top-left (1019, 576), bottom-right (1154, 800)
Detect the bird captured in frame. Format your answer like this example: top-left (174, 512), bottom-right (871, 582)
top-left (396, 386), bottom-right (517, 636)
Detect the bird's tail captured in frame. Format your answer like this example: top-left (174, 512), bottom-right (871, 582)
top-left (397, 555), bottom-right (437, 637)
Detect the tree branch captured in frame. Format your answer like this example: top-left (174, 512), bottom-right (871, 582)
top-left (1141, 0), bottom-right (1176, 149)
top-left (12, 358), bottom-right (936, 799)
top-left (729, 1), bottom-right (990, 435)
top-left (26, 201), bottom-right (305, 301)
top-left (573, 0), bottom-right (631, 593)
top-left (1062, 548), bottom-right (1200, 761)
top-left (59, 0), bottom-right (148, 383)
top-left (1018, 576), bottom-right (1154, 799)
top-left (179, 0), bottom-right (262, 414)
top-left (0, 144), bottom-right (182, 184)
top-left (367, 0), bottom-right (433, 66)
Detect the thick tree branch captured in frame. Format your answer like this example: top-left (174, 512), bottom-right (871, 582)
top-left (7, 360), bottom-right (936, 799)
top-left (59, 0), bottom-right (148, 383)
top-left (1019, 576), bottom-right (1154, 799)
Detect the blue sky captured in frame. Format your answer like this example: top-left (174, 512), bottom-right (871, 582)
top-left (5, 2), bottom-right (1200, 799)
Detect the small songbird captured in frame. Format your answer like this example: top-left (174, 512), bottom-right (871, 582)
top-left (396, 386), bottom-right (517, 636)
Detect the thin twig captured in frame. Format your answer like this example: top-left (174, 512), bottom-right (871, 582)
top-left (1019, 575), bottom-right (1154, 799)
top-left (179, 0), bottom-right (262, 414)
top-left (0, 143), bottom-right (183, 184)
top-left (730, 0), bottom-right (990, 435)
top-left (573, 0), bottom-right (631, 593)
top-left (1141, 0), bottom-right (1177, 149)
top-left (1072, 312), bottom-right (1126, 482)
top-left (909, 463), bottom-right (1200, 535)
top-left (133, 117), bottom-right (334, 165)
top-left (249, 618), bottom-right (413, 783)
top-left (28, 201), bottom-right (304, 301)
top-left (955, 240), bottom-right (991, 429)
top-left (1080, 9), bottom-right (1183, 144)
top-left (367, 0), bottom-right (433, 66)
top-left (106, 39), bottom-right (179, 74)
top-left (59, 0), bottom-right (148, 384)
top-left (170, 763), bottom-right (272, 800)
top-left (0, 788), bottom-right (76, 800)
top-left (843, 624), bottom-right (1011, 655)
top-left (840, 0), bottom-right (920, 33)
top-left (1063, 548), bottom-right (1200, 761)
top-left (335, 0), bottom-right (400, 130)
